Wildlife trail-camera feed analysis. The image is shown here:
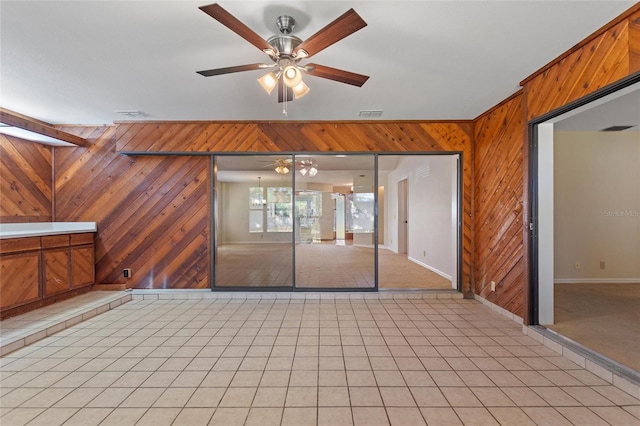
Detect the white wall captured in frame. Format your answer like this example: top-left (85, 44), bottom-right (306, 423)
top-left (385, 155), bottom-right (457, 282)
top-left (554, 131), bottom-right (640, 282)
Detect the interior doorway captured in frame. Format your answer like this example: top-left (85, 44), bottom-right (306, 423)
top-left (530, 78), bottom-right (640, 374)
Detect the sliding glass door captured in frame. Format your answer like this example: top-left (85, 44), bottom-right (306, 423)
top-left (212, 153), bottom-right (460, 292)
top-left (294, 155), bottom-right (376, 289)
top-left (214, 155), bottom-right (294, 288)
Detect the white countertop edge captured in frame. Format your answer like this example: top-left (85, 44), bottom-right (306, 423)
top-left (0, 222), bottom-right (97, 239)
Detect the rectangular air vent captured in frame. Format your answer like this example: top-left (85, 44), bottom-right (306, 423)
top-left (601, 125), bottom-right (634, 132)
top-left (359, 109), bottom-right (383, 118)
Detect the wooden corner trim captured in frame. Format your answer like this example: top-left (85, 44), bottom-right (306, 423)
top-left (0, 108), bottom-right (88, 147)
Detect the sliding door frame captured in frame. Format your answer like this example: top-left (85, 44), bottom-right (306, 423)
top-left (211, 151), bottom-right (463, 292)
top-left (527, 71), bottom-right (640, 325)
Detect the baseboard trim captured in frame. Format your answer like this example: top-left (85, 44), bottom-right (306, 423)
top-left (407, 257), bottom-right (452, 281)
top-left (554, 278), bottom-right (640, 284)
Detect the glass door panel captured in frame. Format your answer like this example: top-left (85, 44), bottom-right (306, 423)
top-left (214, 155), bottom-right (293, 288)
top-left (377, 154), bottom-right (459, 290)
top-left (294, 154), bottom-right (375, 289)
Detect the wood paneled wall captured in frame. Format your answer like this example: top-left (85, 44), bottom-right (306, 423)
top-left (54, 126), bottom-right (210, 289)
top-left (473, 93), bottom-right (525, 317)
top-left (116, 121), bottom-right (474, 295)
top-left (0, 135), bottom-right (52, 222)
top-left (473, 3), bottom-right (640, 319)
top-left (523, 5), bottom-right (640, 120)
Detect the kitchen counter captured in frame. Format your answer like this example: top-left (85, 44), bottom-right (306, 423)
top-left (0, 223), bottom-right (97, 318)
top-left (0, 222), bottom-right (97, 239)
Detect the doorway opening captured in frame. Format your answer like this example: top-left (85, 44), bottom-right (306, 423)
top-left (529, 76), bottom-right (640, 374)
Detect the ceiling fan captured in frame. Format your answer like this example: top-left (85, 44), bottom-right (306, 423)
top-left (258, 158), bottom-right (319, 176)
top-left (196, 3), bottom-right (369, 105)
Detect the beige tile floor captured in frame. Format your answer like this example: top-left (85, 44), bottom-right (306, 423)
top-left (216, 243), bottom-right (451, 290)
top-left (1, 296), bottom-right (640, 425)
top-left (0, 292), bottom-right (132, 356)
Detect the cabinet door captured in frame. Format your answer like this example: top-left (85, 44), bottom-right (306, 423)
top-left (43, 249), bottom-right (70, 296)
top-left (0, 252), bottom-right (40, 310)
top-left (71, 246), bottom-right (94, 288)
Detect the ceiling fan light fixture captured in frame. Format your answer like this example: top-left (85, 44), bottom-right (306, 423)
top-left (292, 81), bottom-right (310, 99)
top-left (275, 165), bottom-right (290, 174)
top-left (299, 167), bottom-right (308, 176)
top-left (257, 72), bottom-right (278, 95)
top-left (282, 65), bottom-right (302, 87)
top-left (308, 166), bottom-right (318, 177)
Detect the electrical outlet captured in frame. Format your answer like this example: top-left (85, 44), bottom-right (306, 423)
top-left (490, 281), bottom-right (496, 291)
top-left (600, 261), bottom-right (605, 270)
top-left (123, 268), bottom-right (132, 278)
top-left (574, 261), bottom-right (580, 270)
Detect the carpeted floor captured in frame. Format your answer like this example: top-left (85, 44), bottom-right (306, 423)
top-left (549, 283), bottom-right (640, 372)
top-left (215, 243), bottom-right (452, 290)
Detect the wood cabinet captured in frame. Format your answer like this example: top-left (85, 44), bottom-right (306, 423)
top-left (0, 232), bottom-right (95, 315)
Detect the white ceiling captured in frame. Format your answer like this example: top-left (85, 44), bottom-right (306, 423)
top-left (1, 1), bottom-right (635, 125)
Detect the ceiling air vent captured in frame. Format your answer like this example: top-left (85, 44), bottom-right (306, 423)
top-left (359, 109), bottom-right (383, 118)
top-left (600, 125), bottom-right (634, 132)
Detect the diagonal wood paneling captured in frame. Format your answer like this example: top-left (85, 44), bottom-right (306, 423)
top-left (474, 93), bottom-right (525, 317)
top-left (525, 20), bottom-right (630, 121)
top-left (0, 135), bottom-right (53, 223)
top-left (0, 253), bottom-right (41, 310)
top-left (630, 11), bottom-right (640, 72)
top-left (54, 126), bottom-right (211, 290)
top-left (114, 120), bottom-right (474, 295)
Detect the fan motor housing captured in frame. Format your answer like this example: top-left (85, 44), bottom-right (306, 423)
top-left (267, 34), bottom-right (302, 60)
top-left (266, 15), bottom-right (302, 60)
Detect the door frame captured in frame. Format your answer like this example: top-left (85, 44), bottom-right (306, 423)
top-left (526, 71), bottom-right (640, 325)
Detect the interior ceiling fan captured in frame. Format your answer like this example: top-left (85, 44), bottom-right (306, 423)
top-left (258, 157), bottom-right (319, 176)
top-left (196, 3), bottom-right (369, 104)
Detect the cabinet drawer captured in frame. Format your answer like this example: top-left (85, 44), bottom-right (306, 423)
top-left (70, 233), bottom-right (94, 246)
top-left (0, 237), bottom-right (41, 254)
top-left (42, 235), bottom-right (70, 249)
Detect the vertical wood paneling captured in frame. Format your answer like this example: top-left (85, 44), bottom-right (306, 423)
top-left (474, 94), bottom-right (525, 317)
top-left (525, 20), bottom-right (630, 121)
top-left (0, 135), bottom-right (52, 222)
top-left (54, 126), bottom-right (211, 290)
top-left (114, 120), bottom-right (474, 294)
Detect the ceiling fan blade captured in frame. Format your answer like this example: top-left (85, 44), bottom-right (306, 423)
top-left (197, 63), bottom-right (267, 77)
top-left (199, 3), bottom-right (274, 54)
top-left (278, 76), bottom-right (293, 103)
top-left (294, 9), bottom-right (366, 58)
top-left (305, 64), bottom-right (369, 87)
